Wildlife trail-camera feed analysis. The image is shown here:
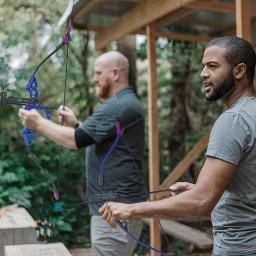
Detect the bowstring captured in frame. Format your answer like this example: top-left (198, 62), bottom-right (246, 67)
top-left (91, 121), bottom-right (171, 255)
top-left (57, 27), bottom-right (69, 196)
top-left (119, 131), bottom-right (172, 254)
top-left (24, 23), bottom-right (71, 201)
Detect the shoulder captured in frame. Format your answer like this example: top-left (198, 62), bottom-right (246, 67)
top-left (101, 87), bottom-right (144, 119)
top-left (212, 110), bottom-right (250, 140)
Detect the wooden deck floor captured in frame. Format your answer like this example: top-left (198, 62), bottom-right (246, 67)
top-left (69, 248), bottom-right (92, 256)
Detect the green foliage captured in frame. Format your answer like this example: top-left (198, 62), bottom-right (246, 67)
top-left (0, 0), bottom-right (95, 247)
top-left (1, 1), bottom-right (221, 253)
top-left (136, 38), bottom-right (222, 254)
top-left (137, 38), bottom-right (223, 186)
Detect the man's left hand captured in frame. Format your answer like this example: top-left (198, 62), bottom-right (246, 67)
top-left (99, 202), bottom-right (134, 227)
top-left (18, 108), bottom-right (42, 129)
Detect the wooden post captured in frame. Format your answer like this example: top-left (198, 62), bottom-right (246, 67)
top-left (160, 130), bottom-right (210, 192)
top-left (146, 23), bottom-right (161, 256)
top-left (236, 0), bottom-right (251, 42)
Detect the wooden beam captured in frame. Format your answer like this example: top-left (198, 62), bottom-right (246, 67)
top-left (94, 0), bottom-right (196, 50)
top-left (72, 23), bottom-right (107, 31)
top-left (143, 219), bottom-right (213, 249)
top-left (154, 30), bottom-right (215, 42)
top-left (156, 8), bottom-right (194, 28)
top-left (124, 0), bottom-right (144, 3)
top-left (160, 130), bottom-right (210, 190)
top-left (236, 0), bottom-right (252, 42)
top-left (156, 0), bottom-right (223, 28)
top-left (187, 0), bottom-right (256, 15)
top-left (187, 0), bottom-right (235, 13)
top-left (72, 0), bottom-right (103, 23)
top-left (146, 23), bottom-right (161, 256)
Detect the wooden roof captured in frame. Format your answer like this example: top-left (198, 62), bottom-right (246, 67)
top-left (71, 0), bottom-right (256, 49)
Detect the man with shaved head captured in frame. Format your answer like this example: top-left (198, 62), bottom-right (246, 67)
top-left (19, 51), bottom-right (146, 256)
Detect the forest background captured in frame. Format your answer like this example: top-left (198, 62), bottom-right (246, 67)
top-left (0, 0), bottom-right (224, 255)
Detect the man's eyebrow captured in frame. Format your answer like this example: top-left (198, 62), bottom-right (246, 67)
top-left (202, 61), bottom-right (219, 66)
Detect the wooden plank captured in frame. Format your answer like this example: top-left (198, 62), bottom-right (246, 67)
top-left (146, 23), bottom-right (161, 256)
top-left (72, 23), bottom-right (107, 31)
top-left (187, 0), bottom-right (235, 13)
top-left (156, 8), bottom-right (194, 28)
top-left (72, 0), bottom-right (103, 23)
top-left (160, 130), bottom-right (210, 190)
top-left (236, 0), bottom-right (252, 42)
top-left (94, 0), bottom-right (196, 49)
top-left (124, 0), bottom-right (144, 3)
top-left (143, 219), bottom-right (213, 250)
top-left (187, 0), bottom-right (256, 15)
top-left (0, 207), bottom-right (38, 256)
top-left (5, 243), bottom-right (71, 256)
top-left (0, 230), bottom-right (13, 256)
top-left (154, 31), bottom-right (215, 42)
top-left (69, 248), bottom-right (92, 256)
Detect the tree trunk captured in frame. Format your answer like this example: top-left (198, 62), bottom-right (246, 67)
top-left (117, 35), bottom-right (138, 94)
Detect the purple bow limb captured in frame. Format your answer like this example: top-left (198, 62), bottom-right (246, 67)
top-left (63, 24), bottom-right (72, 45)
top-left (23, 128), bottom-right (36, 146)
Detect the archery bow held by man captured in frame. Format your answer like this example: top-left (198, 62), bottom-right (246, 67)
top-left (19, 51), bottom-right (147, 256)
top-left (100, 36), bottom-right (256, 256)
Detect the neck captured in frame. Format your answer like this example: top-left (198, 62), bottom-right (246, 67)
top-left (223, 83), bottom-right (256, 108)
top-left (109, 83), bottom-right (129, 97)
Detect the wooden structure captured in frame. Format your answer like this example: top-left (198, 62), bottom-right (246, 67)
top-left (5, 243), bottom-right (71, 256)
top-left (71, 0), bottom-right (255, 254)
top-left (0, 206), bottom-right (38, 256)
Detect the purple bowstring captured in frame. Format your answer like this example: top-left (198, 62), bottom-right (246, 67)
top-left (97, 122), bottom-right (166, 254)
top-left (63, 24), bottom-right (72, 45)
top-left (22, 23), bottom-right (72, 202)
top-left (98, 121), bottom-right (124, 186)
top-left (117, 221), bottom-right (166, 255)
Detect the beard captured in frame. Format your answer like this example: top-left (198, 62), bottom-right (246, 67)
top-left (206, 70), bottom-right (235, 101)
top-left (96, 80), bottom-right (112, 100)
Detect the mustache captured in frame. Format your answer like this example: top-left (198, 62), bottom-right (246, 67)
top-left (202, 82), bottom-right (212, 86)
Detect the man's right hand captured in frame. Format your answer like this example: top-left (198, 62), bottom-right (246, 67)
top-left (56, 105), bottom-right (78, 128)
top-left (169, 182), bottom-right (194, 196)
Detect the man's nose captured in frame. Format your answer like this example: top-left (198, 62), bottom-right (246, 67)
top-left (200, 68), bottom-right (209, 80)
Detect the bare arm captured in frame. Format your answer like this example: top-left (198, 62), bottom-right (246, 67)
top-left (99, 156), bottom-right (236, 227)
top-left (169, 182), bottom-right (194, 196)
top-left (19, 109), bottom-right (78, 150)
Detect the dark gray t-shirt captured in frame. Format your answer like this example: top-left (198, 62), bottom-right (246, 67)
top-left (206, 97), bottom-right (256, 255)
top-left (79, 87), bottom-right (147, 215)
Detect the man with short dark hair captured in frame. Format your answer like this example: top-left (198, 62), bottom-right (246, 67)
top-left (99, 37), bottom-right (256, 256)
top-left (19, 51), bottom-right (147, 256)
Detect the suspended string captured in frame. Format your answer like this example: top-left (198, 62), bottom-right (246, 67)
top-left (118, 221), bottom-right (166, 256)
top-left (57, 23), bottom-right (70, 197)
top-left (26, 145), bottom-right (59, 200)
top-left (119, 133), bottom-right (171, 255)
top-left (23, 24), bottom-right (72, 202)
top-left (91, 121), bottom-right (171, 255)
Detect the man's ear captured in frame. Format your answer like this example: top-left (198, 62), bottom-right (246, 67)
top-left (112, 68), bottom-right (119, 82)
top-left (233, 63), bottom-right (247, 80)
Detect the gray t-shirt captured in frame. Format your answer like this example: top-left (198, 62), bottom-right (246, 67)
top-left (206, 97), bottom-right (256, 255)
top-left (79, 87), bottom-right (147, 215)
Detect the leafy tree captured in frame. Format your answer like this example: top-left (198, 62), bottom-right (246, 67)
top-left (0, 0), bottom-right (95, 246)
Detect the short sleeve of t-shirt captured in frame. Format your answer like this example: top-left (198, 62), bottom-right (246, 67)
top-left (206, 111), bottom-right (251, 165)
top-left (79, 101), bottom-right (122, 144)
top-left (76, 88), bottom-right (144, 147)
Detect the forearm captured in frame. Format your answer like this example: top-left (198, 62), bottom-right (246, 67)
top-left (36, 118), bottom-right (78, 150)
top-left (130, 189), bottom-right (210, 220)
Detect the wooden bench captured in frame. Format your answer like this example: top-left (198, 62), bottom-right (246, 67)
top-left (69, 248), bottom-right (92, 256)
top-left (5, 243), bottom-right (71, 256)
top-left (0, 206), bottom-right (38, 256)
top-left (143, 218), bottom-right (213, 250)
